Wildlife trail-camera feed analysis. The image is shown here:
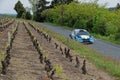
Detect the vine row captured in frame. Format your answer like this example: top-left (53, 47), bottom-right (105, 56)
top-left (24, 22), bottom-right (57, 80)
top-left (0, 19), bottom-right (15, 32)
top-left (1, 22), bottom-right (19, 75)
top-left (28, 22), bottom-right (87, 75)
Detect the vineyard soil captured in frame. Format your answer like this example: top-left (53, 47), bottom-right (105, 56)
top-left (0, 21), bottom-right (117, 80)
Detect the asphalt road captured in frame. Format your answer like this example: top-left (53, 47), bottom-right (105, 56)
top-left (40, 23), bottom-right (120, 60)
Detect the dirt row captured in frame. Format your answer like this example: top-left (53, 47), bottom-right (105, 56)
top-left (0, 21), bottom-right (117, 80)
top-left (0, 22), bottom-right (49, 80)
top-left (0, 21), bottom-right (16, 51)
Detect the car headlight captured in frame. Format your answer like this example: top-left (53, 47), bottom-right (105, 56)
top-left (90, 36), bottom-right (94, 42)
top-left (79, 37), bottom-right (83, 42)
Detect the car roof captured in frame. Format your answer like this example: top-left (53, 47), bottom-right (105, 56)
top-left (73, 29), bottom-right (87, 32)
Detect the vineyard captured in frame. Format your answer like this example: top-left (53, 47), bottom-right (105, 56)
top-left (0, 18), bottom-right (117, 80)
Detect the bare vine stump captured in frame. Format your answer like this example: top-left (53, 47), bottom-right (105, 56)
top-left (54, 43), bottom-right (58, 49)
top-left (81, 60), bottom-right (87, 75)
top-left (75, 56), bottom-right (80, 68)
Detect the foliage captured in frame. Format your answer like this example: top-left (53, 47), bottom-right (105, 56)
top-left (21, 12), bottom-right (26, 19)
top-left (41, 1), bottom-right (120, 40)
top-left (116, 3), bottom-right (120, 10)
top-left (50, 0), bottom-right (61, 8)
top-left (50, 0), bottom-right (74, 8)
top-left (29, 0), bottom-right (75, 22)
top-left (28, 0), bottom-right (38, 12)
top-left (29, 0), bottom-right (49, 22)
top-left (25, 12), bottom-right (32, 20)
top-left (14, 1), bottom-right (32, 20)
top-left (14, 1), bottom-right (26, 18)
top-left (54, 65), bottom-right (67, 80)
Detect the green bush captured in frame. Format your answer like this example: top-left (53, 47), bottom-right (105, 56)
top-left (25, 12), bottom-right (32, 20)
top-left (115, 33), bottom-right (120, 40)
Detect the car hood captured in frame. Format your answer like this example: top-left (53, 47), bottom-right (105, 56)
top-left (79, 35), bottom-right (90, 39)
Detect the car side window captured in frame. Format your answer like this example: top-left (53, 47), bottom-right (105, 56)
top-left (74, 31), bottom-right (76, 35)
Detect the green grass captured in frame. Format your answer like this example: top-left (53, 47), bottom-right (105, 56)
top-left (54, 65), bottom-right (67, 80)
top-left (92, 33), bottom-right (120, 45)
top-left (33, 22), bottom-right (120, 79)
top-left (44, 22), bottom-right (73, 30)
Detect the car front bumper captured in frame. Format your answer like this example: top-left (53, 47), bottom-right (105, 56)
top-left (79, 38), bottom-right (94, 43)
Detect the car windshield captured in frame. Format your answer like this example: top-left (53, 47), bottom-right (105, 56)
top-left (77, 31), bottom-right (89, 35)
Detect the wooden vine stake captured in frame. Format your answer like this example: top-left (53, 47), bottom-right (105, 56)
top-left (8, 32), bottom-right (11, 45)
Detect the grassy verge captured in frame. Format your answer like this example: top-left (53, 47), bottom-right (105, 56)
top-left (92, 33), bottom-right (120, 45)
top-left (33, 22), bottom-right (120, 79)
top-left (44, 22), bottom-right (73, 30)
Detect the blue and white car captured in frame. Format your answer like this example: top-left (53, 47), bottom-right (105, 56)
top-left (69, 29), bottom-right (94, 44)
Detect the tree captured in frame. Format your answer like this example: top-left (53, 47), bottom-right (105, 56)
top-left (29, 0), bottom-right (49, 21)
top-left (29, 0), bottom-right (38, 13)
top-left (34, 0), bottom-right (47, 21)
top-left (50, 0), bottom-right (61, 8)
top-left (25, 12), bottom-right (32, 20)
top-left (14, 1), bottom-right (26, 18)
top-left (116, 3), bottom-right (120, 10)
top-left (50, 0), bottom-right (74, 8)
top-left (64, 0), bottom-right (74, 4)
top-left (21, 12), bottom-right (26, 19)
top-left (36, 0), bottom-right (49, 12)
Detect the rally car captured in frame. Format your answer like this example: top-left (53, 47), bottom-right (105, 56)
top-left (69, 29), bottom-right (94, 44)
